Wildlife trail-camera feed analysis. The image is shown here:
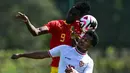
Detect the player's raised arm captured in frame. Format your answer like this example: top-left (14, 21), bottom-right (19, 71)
top-left (16, 12), bottom-right (49, 36)
top-left (11, 51), bottom-right (50, 59)
top-left (11, 45), bottom-right (64, 59)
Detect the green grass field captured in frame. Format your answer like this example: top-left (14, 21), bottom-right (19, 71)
top-left (0, 49), bottom-right (51, 73)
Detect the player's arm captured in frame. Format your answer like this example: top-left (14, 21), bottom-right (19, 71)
top-left (11, 51), bottom-right (51, 59)
top-left (11, 45), bottom-right (64, 59)
top-left (83, 61), bottom-right (94, 73)
top-left (16, 12), bottom-right (49, 36)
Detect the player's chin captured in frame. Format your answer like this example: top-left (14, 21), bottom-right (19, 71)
top-left (77, 45), bottom-right (83, 49)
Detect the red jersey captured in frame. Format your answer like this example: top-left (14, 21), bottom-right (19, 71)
top-left (45, 20), bottom-right (81, 67)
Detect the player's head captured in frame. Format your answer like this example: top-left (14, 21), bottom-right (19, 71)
top-left (79, 15), bottom-right (98, 38)
top-left (77, 30), bottom-right (99, 52)
top-left (66, 1), bottom-right (90, 24)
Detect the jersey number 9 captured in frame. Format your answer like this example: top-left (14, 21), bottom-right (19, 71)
top-left (60, 33), bottom-right (66, 42)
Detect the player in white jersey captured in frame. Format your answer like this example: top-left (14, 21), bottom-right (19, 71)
top-left (49, 45), bottom-right (94, 73)
top-left (11, 30), bottom-right (99, 73)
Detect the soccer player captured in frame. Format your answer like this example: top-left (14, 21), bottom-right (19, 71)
top-left (15, 1), bottom-right (92, 73)
top-left (11, 30), bottom-right (99, 73)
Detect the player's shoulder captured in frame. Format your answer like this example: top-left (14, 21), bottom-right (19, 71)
top-left (58, 45), bottom-right (72, 48)
top-left (49, 20), bottom-right (64, 23)
top-left (48, 20), bottom-right (65, 27)
top-left (58, 45), bottom-right (73, 50)
top-left (48, 20), bottom-right (59, 24)
top-left (88, 55), bottom-right (94, 63)
top-left (84, 54), bottom-right (94, 63)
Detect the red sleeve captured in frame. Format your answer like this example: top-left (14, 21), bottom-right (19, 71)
top-left (44, 20), bottom-right (60, 33)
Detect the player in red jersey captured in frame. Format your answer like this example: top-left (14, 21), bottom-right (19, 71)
top-left (15, 1), bottom-right (91, 73)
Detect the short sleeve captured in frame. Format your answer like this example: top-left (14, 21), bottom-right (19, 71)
top-left (44, 20), bottom-right (60, 33)
top-left (48, 45), bottom-right (66, 57)
top-left (84, 60), bottom-right (94, 73)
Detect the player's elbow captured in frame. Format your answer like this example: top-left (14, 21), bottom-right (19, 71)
top-left (31, 31), bottom-right (40, 36)
top-left (32, 33), bottom-right (38, 36)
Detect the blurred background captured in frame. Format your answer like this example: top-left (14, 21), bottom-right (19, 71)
top-left (0, 0), bottom-right (130, 73)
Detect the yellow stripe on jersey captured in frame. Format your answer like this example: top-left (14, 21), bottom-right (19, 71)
top-left (50, 67), bottom-right (58, 73)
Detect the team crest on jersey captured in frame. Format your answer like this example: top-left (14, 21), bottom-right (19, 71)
top-left (79, 61), bottom-right (84, 67)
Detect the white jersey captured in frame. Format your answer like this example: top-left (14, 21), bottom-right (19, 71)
top-left (49, 45), bottom-right (94, 73)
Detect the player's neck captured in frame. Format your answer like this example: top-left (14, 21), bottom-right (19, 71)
top-left (76, 46), bottom-right (88, 54)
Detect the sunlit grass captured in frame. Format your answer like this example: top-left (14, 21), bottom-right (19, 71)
top-left (0, 49), bottom-right (51, 73)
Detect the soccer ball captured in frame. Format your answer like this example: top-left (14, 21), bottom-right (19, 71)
top-left (80, 15), bottom-right (98, 32)
top-left (79, 15), bottom-right (98, 38)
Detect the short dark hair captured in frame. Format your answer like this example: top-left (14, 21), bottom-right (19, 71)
top-left (85, 30), bottom-right (99, 47)
top-left (74, 1), bottom-right (90, 15)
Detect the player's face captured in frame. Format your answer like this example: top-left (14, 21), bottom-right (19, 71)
top-left (66, 7), bottom-right (80, 24)
top-left (77, 34), bottom-right (92, 52)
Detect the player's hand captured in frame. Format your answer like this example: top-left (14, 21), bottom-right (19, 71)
top-left (65, 65), bottom-right (73, 73)
top-left (16, 12), bottom-right (29, 23)
top-left (65, 65), bottom-right (78, 73)
top-left (11, 54), bottom-right (21, 59)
